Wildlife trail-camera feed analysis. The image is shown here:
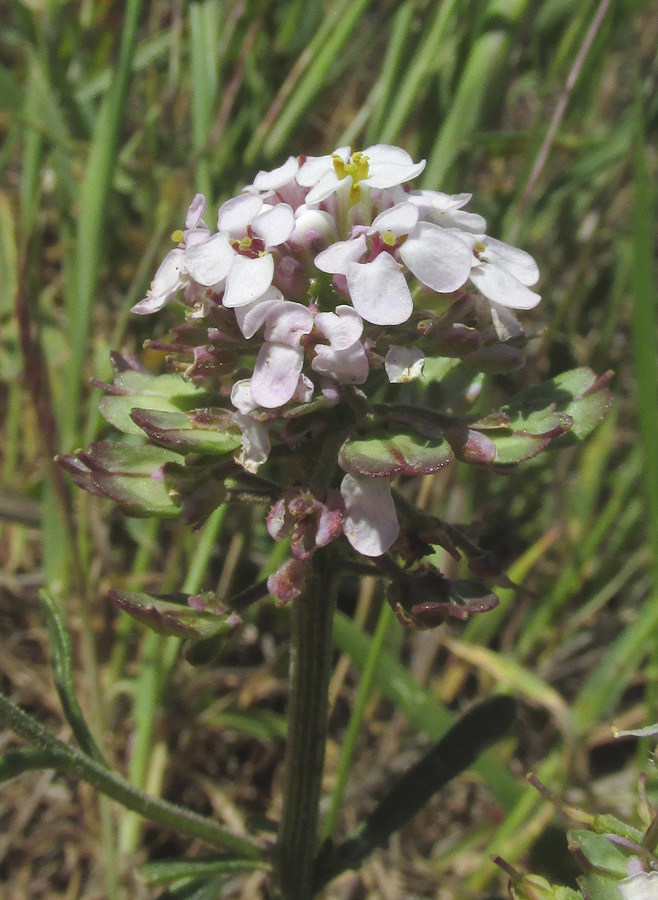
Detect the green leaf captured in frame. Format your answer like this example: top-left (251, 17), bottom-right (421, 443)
top-left (108, 590), bottom-right (242, 640)
top-left (99, 371), bottom-right (216, 436)
top-left (130, 408), bottom-right (242, 456)
top-left (502, 368), bottom-right (613, 446)
top-left (339, 426), bottom-right (453, 477)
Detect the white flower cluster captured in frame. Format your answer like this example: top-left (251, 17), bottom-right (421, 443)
top-left (135, 145), bottom-right (540, 558)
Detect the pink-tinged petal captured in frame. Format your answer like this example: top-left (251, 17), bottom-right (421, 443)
top-left (345, 253), bottom-right (413, 325)
top-left (314, 234), bottom-right (367, 274)
top-left (185, 194), bottom-right (206, 228)
top-left (251, 203), bottom-right (295, 247)
top-left (293, 374), bottom-right (314, 403)
top-left (480, 236), bottom-right (539, 286)
top-left (320, 379), bottom-right (340, 405)
top-left (231, 379), bottom-right (257, 414)
top-left (315, 491), bottom-right (345, 547)
top-left (370, 201), bottom-right (419, 237)
top-left (340, 473), bottom-right (399, 557)
top-left (363, 145), bottom-right (425, 187)
top-left (315, 305), bottom-right (363, 350)
top-left (399, 221), bottom-right (472, 292)
top-left (264, 301), bottom-right (314, 346)
top-left (305, 172), bottom-right (350, 205)
top-left (469, 263), bottom-right (541, 309)
top-left (251, 343), bottom-right (304, 408)
top-left (233, 412), bottom-right (270, 472)
top-left (267, 498), bottom-right (292, 540)
top-left (217, 193), bottom-right (263, 235)
top-left (384, 346), bottom-right (425, 383)
top-left (311, 342), bottom-right (369, 384)
top-left (223, 254), bottom-right (274, 308)
top-left (234, 287), bottom-right (284, 338)
top-left (185, 233), bottom-right (234, 286)
top-left (247, 156), bottom-right (299, 192)
top-left (267, 558), bottom-right (307, 604)
top-left (619, 873), bottom-right (658, 900)
top-left (132, 249), bottom-right (185, 313)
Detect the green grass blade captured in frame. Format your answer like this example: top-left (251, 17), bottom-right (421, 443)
top-left (65, 0), bottom-right (144, 447)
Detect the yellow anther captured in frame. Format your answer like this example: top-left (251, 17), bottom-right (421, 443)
top-left (474, 241), bottom-right (486, 255)
top-left (238, 236), bottom-right (253, 251)
top-left (171, 229), bottom-right (184, 243)
top-left (382, 230), bottom-right (397, 247)
top-left (332, 150), bottom-right (370, 186)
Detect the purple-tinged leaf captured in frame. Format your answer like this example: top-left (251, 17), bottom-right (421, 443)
top-left (339, 427), bottom-right (453, 477)
top-left (130, 408), bottom-right (242, 456)
top-left (108, 590), bottom-right (242, 640)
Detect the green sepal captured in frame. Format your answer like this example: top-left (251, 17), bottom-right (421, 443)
top-left (130, 407), bottom-right (242, 455)
top-left (577, 872), bottom-right (625, 900)
top-left (339, 426), bottom-right (453, 477)
top-left (78, 442), bottom-right (182, 517)
top-left (567, 830), bottom-right (630, 879)
top-left (108, 590), bottom-right (242, 641)
top-left (98, 371), bottom-right (216, 436)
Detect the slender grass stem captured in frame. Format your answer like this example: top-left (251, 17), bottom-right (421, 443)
top-left (0, 693), bottom-right (262, 857)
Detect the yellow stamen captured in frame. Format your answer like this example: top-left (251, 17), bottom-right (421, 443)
top-left (474, 241), bottom-right (486, 255)
top-left (171, 229), bottom-right (184, 243)
top-left (382, 230), bottom-right (397, 247)
top-left (332, 150), bottom-right (370, 186)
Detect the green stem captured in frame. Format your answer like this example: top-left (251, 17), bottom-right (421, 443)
top-left (0, 693), bottom-right (261, 858)
top-left (277, 551), bottom-right (340, 900)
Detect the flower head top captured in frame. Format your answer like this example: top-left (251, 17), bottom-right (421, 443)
top-left (126, 145), bottom-right (543, 565)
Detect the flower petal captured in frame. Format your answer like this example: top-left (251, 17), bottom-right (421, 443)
top-left (251, 343), bottom-right (304, 408)
top-left (370, 201), bottom-right (419, 237)
top-left (314, 233), bottom-right (367, 274)
top-left (251, 203), bottom-right (295, 247)
top-left (217, 193), bottom-right (263, 236)
top-left (305, 171), bottom-right (350, 205)
top-left (469, 262), bottom-right (541, 309)
top-left (314, 305), bottom-right (363, 350)
top-left (246, 156), bottom-right (299, 192)
top-left (311, 342), bottom-right (369, 384)
top-left (480, 236), bottom-right (540, 286)
top-left (223, 254), bottom-right (274, 308)
top-left (384, 346), bottom-right (425, 383)
top-left (185, 233), bottom-right (234, 286)
top-left (132, 248), bottom-right (186, 313)
top-left (340, 473), bottom-right (399, 557)
top-left (264, 301), bottom-right (314, 346)
top-left (399, 221), bottom-right (473, 293)
top-left (345, 253), bottom-right (413, 325)
top-left (233, 411), bottom-right (271, 472)
top-left (234, 287), bottom-right (284, 338)
top-left (185, 194), bottom-right (207, 229)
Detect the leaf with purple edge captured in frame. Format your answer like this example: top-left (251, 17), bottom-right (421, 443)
top-left (130, 408), bottom-right (242, 456)
top-left (339, 427), bottom-right (453, 477)
top-left (65, 442), bottom-right (183, 517)
top-left (98, 371), bottom-right (217, 436)
top-left (108, 590), bottom-right (242, 640)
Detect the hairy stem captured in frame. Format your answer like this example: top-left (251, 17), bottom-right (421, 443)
top-left (277, 551), bottom-right (339, 899)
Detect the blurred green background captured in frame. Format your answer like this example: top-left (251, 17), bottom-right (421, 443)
top-left (0, 0), bottom-right (657, 897)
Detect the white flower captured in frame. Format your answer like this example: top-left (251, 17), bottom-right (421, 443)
top-left (184, 194), bottom-right (295, 308)
top-left (385, 346), bottom-right (425, 383)
top-left (298, 144), bottom-right (425, 206)
top-left (469, 235), bottom-right (541, 309)
top-left (340, 473), bottom-right (399, 557)
top-left (132, 194), bottom-right (210, 314)
top-left (619, 872), bottom-right (658, 900)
